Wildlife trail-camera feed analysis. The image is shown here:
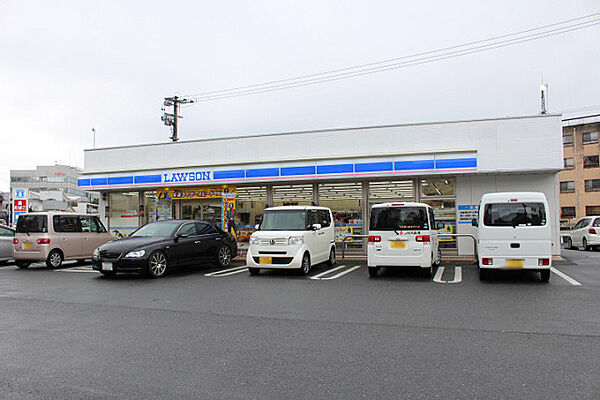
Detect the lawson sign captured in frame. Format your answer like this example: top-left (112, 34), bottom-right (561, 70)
top-left (77, 153), bottom-right (478, 189)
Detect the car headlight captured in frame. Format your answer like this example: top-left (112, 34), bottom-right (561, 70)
top-left (92, 247), bottom-right (100, 258)
top-left (124, 249), bottom-right (146, 258)
top-left (249, 236), bottom-right (259, 245)
top-left (288, 236), bottom-right (304, 245)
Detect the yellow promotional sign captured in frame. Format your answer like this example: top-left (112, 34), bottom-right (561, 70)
top-left (157, 186), bottom-right (236, 200)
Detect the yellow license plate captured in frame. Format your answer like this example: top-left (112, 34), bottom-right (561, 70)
top-left (259, 257), bottom-right (272, 264)
top-left (391, 240), bottom-right (407, 249)
top-left (23, 242), bottom-right (33, 250)
top-left (506, 259), bottom-right (524, 269)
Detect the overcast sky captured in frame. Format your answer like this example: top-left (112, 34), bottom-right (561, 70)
top-left (1, 1), bottom-right (599, 191)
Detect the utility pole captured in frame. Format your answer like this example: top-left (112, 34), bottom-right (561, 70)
top-left (161, 96), bottom-right (194, 142)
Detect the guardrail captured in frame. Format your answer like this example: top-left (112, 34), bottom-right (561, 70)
top-left (340, 233), bottom-right (478, 264)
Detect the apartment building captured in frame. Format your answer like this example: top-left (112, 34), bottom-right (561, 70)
top-left (559, 114), bottom-right (600, 227)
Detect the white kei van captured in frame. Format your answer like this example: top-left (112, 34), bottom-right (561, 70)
top-left (367, 202), bottom-right (442, 278)
top-left (474, 192), bottom-right (551, 282)
top-left (246, 206), bottom-right (336, 275)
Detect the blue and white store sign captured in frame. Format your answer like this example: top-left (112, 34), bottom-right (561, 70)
top-left (78, 153), bottom-right (477, 190)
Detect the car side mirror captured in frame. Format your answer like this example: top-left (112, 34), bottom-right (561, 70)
top-left (174, 233), bottom-right (189, 242)
top-left (312, 223), bottom-right (322, 231)
top-left (255, 224), bottom-right (260, 230)
top-left (471, 219), bottom-right (478, 227)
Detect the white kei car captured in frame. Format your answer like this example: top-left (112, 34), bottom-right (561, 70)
top-left (564, 215), bottom-right (600, 251)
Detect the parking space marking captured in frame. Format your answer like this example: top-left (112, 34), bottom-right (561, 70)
top-left (551, 267), bottom-right (582, 286)
top-left (309, 265), bottom-right (362, 280)
top-left (204, 266), bottom-right (248, 277)
top-left (433, 266), bottom-right (462, 284)
top-left (55, 267), bottom-right (97, 273)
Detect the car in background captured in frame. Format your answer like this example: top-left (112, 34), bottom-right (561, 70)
top-left (246, 206), bottom-right (336, 275)
top-left (564, 215), bottom-right (600, 251)
top-left (92, 220), bottom-right (237, 278)
top-left (367, 202), bottom-right (442, 278)
top-left (474, 192), bottom-right (551, 282)
top-left (12, 212), bottom-right (113, 269)
top-left (0, 225), bottom-right (15, 265)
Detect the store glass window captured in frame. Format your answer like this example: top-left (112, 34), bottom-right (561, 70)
top-left (109, 192), bottom-right (140, 237)
top-left (561, 207), bottom-right (576, 219)
top-left (368, 180), bottom-right (415, 200)
top-left (235, 185), bottom-right (267, 245)
top-left (421, 177), bottom-right (455, 197)
top-left (560, 181), bottom-right (575, 193)
top-left (142, 191), bottom-right (157, 225)
top-left (563, 134), bottom-right (574, 146)
top-left (319, 182), bottom-right (363, 252)
top-left (563, 158), bottom-right (574, 169)
top-left (422, 199), bottom-right (457, 248)
top-left (272, 184), bottom-right (313, 206)
top-left (582, 131), bottom-right (599, 145)
top-left (583, 155), bottom-right (599, 168)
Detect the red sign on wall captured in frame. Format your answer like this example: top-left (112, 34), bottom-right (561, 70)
top-left (14, 199), bottom-right (27, 212)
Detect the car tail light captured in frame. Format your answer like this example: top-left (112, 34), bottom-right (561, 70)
top-left (589, 229), bottom-right (597, 234)
top-left (368, 235), bottom-right (381, 242)
top-left (36, 238), bottom-right (51, 245)
top-left (13, 238), bottom-right (19, 244)
top-left (416, 235), bottom-right (430, 243)
top-left (538, 258), bottom-right (550, 266)
top-left (482, 258), bottom-right (493, 265)
top-left (391, 203), bottom-right (404, 206)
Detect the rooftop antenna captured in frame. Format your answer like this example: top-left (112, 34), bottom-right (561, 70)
top-left (540, 73), bottom-right (548, 115)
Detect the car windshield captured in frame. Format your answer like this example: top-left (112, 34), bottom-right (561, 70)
top-left (16, 215), bottom-right (48, 233)
top-left (259, 210), bottom-right (308, 231)
top-left (483, 202), bottom-right (546, 227)
top-left (370, 207), bottom-right (428, 230)
top-left (131, 221), bottom-right (181, 237)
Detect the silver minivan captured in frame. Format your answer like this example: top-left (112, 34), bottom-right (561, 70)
top-left (12, 212), bottom-right (114, 269)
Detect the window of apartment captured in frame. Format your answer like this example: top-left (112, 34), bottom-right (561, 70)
top-left (585, 179), bottom-right (600, 192)
top-left (560, 181), bottom-right (575, 193)
top-left (563, 134), bottom-right (574, 146)
top-left (563, 158), bottom-right (574, 169)
top-left (586, 206), bottom-right (600, 216)
top-left (561, 207), bottom-right (576, 219)
top-left (584, 155), bottom-right (600, 168)
top-left (583, 131), bottom-right (599, 145)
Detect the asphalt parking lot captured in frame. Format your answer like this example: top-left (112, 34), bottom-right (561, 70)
top-left (1, 251), bottom-right (599, 399)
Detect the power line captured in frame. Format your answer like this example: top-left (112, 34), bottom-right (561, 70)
top-left (182, 12), bottom-right (600, 103)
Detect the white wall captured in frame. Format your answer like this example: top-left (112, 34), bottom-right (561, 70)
top-left (456, 172), bottom-right (561, 256)
top-left (84, 115), bottom-right (562, 175)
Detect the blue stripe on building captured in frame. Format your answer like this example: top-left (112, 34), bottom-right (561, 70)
top-left (77, 178), bottom-right (91, 187)
top-left (394, 160), bottom-right (435, 171)
top-left (280, 166), bottom-right (316, 176)
top-left (317, 164), bottom-right (354, 174)
top-left (355, 161), bottom-right (394, 173)
top-left (134, 174), bottom-right (162, 184)
top-left (435, 157), bottom-right (477, 169)
top-left (91, 178), bottom-right (108, 186)
top-left (213, 169), bottom-right (245, 180)
top-left (245, 167), bottom-right (280, 178)
top-left (108, 176), bottom-right (134, 185)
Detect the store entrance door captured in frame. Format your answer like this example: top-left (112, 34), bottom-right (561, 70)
top-left (179, 200), bottom-right (223, 228)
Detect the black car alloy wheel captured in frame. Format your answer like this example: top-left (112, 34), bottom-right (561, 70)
top-left (217, 246), bottom-right (232, 268)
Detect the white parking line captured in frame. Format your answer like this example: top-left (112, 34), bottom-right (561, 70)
top-left (433, 266), bottom-right (462, 284)
top-left (56, 267), bottom-right (97, 273)
top-left (309, 265), bottom-right (362, 280)
top-left (204, 266), bottom-right (248, 277)
top-left (550, 267), bottom-right (582, 286)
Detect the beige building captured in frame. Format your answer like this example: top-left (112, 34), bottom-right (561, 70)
top-left (559, 115), bottom-right (600, 227)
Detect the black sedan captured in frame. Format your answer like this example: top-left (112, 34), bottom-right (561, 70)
top-left (92, 220), bottom-right (237, 278)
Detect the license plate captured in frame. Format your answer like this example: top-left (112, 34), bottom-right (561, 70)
top-left (23, 242), bottom-right (33, 250)
top-left (391, 240), bottom-right (407, 249)
top-left (506, 259), bottom-right (524, 269)
top-left (102, 262), bottom-right (113, 271)
top-left (259, 257), bottom-right (272, 264)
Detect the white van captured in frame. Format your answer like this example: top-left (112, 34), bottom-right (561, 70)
top-left (367, 202), bottom-right (442, 278)
top-left (246, 206), bottom-right (336, 275)
top-left (475, 192), bottom-right (551, 282)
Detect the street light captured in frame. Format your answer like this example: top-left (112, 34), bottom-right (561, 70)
top-left (91, 126), bottom-right (98, 149)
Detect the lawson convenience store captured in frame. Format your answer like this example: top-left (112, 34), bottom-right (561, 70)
top-left (79, 115), bottom-right (564, 255)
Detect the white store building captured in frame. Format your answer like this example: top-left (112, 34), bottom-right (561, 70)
top-left (79, 114), bottom-right (563, 256)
